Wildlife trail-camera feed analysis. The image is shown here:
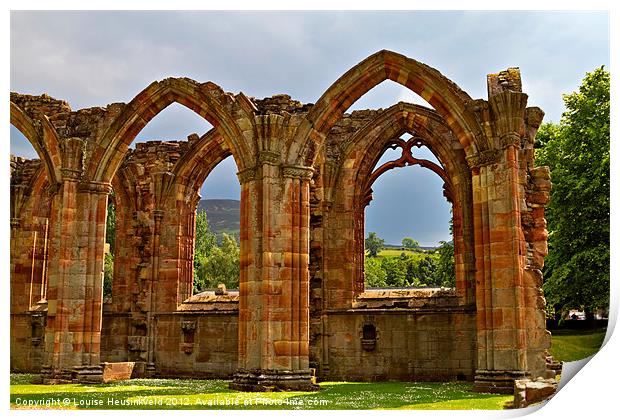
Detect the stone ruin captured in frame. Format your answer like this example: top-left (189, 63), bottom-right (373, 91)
top-left (10, 50), bottom-right (556, 393)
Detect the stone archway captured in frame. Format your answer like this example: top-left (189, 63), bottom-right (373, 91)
top-left (321, 102), bottom-right (474, 309)
top-left (10, 51), bottom-right (552, 393)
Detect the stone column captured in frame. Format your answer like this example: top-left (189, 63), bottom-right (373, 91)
top-left (41, 137), bottom-right (110, 383)
top-left (472, 70), bottom-right (551, 393)
top-left (231, 154), bottom-right (317, 391)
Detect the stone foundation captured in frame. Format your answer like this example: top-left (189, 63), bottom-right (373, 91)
top-left (474, 370), bottom-right (530, 394)
top-left (230, 370), bottom-right (318, 392)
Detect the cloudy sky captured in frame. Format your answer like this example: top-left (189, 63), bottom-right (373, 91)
top-left (10, 11), bottom-right (609, 246)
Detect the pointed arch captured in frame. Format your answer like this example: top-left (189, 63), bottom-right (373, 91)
top-left (291, 50), bottom-right (484, 165)
top-left (93, 78), bottom-right (253, 183)
top-left (328, 102), bottom-right (474, 301)
top-left (338, 102), bottom-right (470, 201)
top-left (171, 128), bottom-right (233, 209)
top-left (10, 102), bottom-right (62, 186)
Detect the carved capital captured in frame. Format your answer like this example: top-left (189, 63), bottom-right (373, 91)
top-left (60, 168), bottom-right (81, 181)
top-left (258, 150), bottom-right (281, 165)
top-left (282, 165), bottom-right (314, 180)
top-left (500, 132), bottom-right (522, 150)
top-left (237, 167), bottom-right (257, 184)
top-left (78, 180), bottom-right (112, 195)
top-left (466, 149), bottom-right (500, 169)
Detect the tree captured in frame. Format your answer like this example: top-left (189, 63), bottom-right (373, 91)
top-left (401, 237), bottom-right (420, 250)
top-left (194, 210), bottom-right (216, 259)
top-left (103, 198), bottom-right (115, 299)
top-left (536, 66), bottom-right (610, 317)
top-left (381, 257), bottom-right (407, 287)
top-left (105, 199), bottom-right (116, 254)
top-left (103, 253), bottom-right (114, 298)
top-left (436, 241), bottom-right (455, 288)
top-left (193, 210), bottom-right (217, 293)
top-left (365, 232), bottom-right (385, 258)
top-left (364, 257), bottom-right (387, 287)
top-left (203, 233), bottom-right (240, 290)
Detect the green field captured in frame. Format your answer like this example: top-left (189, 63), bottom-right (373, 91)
top-left (549, 328), bottom-right (607, 362)
top-left (10, 375), bottom-right (511, 410)
top-left (374, 249), bottom-right (436, 259)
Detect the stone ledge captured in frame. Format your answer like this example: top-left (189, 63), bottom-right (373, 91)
top-left (177, 290), bottom-right (239, 312)
top-left (353, 287), bottom-right (462, 310)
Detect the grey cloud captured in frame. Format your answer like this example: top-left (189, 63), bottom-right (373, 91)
top-left (10, 10), bottom-right (609, 246)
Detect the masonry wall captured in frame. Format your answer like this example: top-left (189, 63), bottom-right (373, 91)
top-left (10, 312), bottom-right (47, 373)
top-left (323, 309), bottom-right (477, 381)
top-left (92, 293), bottom-right (479, 382)
top-left (153, 312), bottom-right (238, 378)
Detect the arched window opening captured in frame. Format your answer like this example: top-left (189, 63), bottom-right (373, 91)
top-left (10, 124), bottom-right (52, 311)
top-left (193, 155), bottom-right (241, 294)
top-left (363, 141), bottom-right (454, 290)
top-left (11, 125), bottom-right (38, 159)
top-left (103, 192), bottom-right (116, 302)
top-left (131, 102), bottom-right (214, 149)
top-left (345, 79), bottom-right (433, 114)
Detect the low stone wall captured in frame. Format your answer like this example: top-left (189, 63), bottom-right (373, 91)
top-left (101, 312), bottom-right (131, 362)
top-left (18, 290), bottom-right (478, 383)
top-left (153, 312), bottom-right (239, 378)
top-left (321, 308), bottom-right (477, 381)
top-left (10, 311), bottom-right (46, 373)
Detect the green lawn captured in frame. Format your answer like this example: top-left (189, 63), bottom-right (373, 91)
top-left (549, 328), bottom-right (607, 362)
top-left (10, 375), bottom-right (511, 410)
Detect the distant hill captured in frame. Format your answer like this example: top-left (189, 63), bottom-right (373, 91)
top-left (197, 199), bottom-right (240, 239)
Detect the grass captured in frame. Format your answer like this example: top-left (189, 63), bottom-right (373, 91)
top-left (10, 375), bottom-right (512, 410)
top-left (549, 328), bottom-right (607, 362)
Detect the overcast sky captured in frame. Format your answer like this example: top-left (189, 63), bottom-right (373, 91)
top-left (10, 11), bottom-right (609, 245)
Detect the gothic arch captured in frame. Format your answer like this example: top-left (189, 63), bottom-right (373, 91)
top-left (290, 50), bottom-right (485, 166)
top-left (93, 78), bottom-right (254, 183)
top-left (170, 129), bottom-right (233, 210)
top-left (327, 102), bottom-right (474, 303)
top-left (10, 102), bottom-right (62, 186)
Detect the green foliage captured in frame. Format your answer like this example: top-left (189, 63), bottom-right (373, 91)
top-left (194, 211), bottom-right (217, 259)
top-left (193, 210), bottom-right (240, 293)
top-left (103, 198), bottom-right (115, 299)
top-left (364, 257), bottom-right (387, 287)
top-left (436, 241), bottom-right (455, 288)
top-left (201, 233), bottom-right (240, 290)
top-left (365, 232), bottom-right (385, 258)
top-left (365, 250), bottom-right (454, 289)
top-left (105, 199), bottom-right (115, 255)
top-left (380, 256), bottom-right (408, 287)
top-left (536, 66), bottom-right (610, 315)
top-left (193, 211), bottom-right (219, 293)
top-left (103, 252), bottom-right (113, 299)
top-left (401, 237), bottom-right (420, 250)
